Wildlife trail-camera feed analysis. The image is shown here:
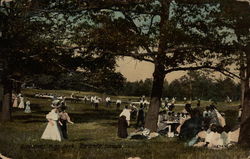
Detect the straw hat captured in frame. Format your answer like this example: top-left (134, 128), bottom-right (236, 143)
top-left (51, 100), bottom-right (61, 108)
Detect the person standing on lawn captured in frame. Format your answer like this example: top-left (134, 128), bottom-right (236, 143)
top-left (59, 105), bottom-right (74, 139)
top-left (41, 101), bottom-right (63, 141)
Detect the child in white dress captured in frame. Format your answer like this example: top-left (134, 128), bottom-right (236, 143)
top-left (24, 99), bottom-right (31, 113)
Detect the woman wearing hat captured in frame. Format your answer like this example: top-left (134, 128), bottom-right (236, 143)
top-left (41, 101), bottom-right (63, 141)
top-left (18, 94), bottom-right (25, 109)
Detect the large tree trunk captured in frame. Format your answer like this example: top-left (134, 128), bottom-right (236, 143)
top-left (240, 74), bottom-right (246, 107)
top-left (15, 81), bottom-right (21, 94)
top-left (240, 52), bottom-right (246, 107)
top-left (238, 46), bottom-right (250, 146)
top-left (189, 77), bottom-right (192, 101)
top-left (144, 63), bottom-right (165, 132)
top-left (1, 77), bottom-right (12, 122)
top-left (144, 0), bottom-right (169, 132)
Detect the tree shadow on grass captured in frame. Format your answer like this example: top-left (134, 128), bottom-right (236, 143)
top-left (69, 109), bottom-right (120, 123)
top-left (13, 109), bottom-right (120, 124)
top-left (14, 114), bottom-right (41, 120)
top-left (223, 109), bottom-right (239, 130)
top-left (13, 114), bottom-right (46, 123)
top-left (21, 143), bottom-right (77, 151)
top-left (26, 104), bottom-right (43, 111)
top-left (23, 119), bottom-right (46, 123)
top-left (69, 137), bottom-right (91, 142)
top-left (98, 121), bottom-right (118, 127)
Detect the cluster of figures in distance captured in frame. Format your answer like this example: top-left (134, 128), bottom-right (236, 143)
top-left (35, 92), bottom-right (151, 112)
top-left (12, 93), bottom-right (31, 113)
top-left (80, 94), bottom-right (149, 111)
top-left (41, 99), bottom-right (74, 141)
top-left (117, 100), bottom-right (241, 150)
top-left (35, 93), bottom-right (66, 101)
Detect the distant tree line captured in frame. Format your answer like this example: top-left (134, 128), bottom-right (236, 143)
top-left (121, 71), bottom-right (240, 102)
top-left (30, 70), bottom-right (240, 101)
top-left (26, 71), bottom-right (125, 95)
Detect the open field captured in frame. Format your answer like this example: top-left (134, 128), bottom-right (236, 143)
top-left (0, 89), bottom-right (249, 159)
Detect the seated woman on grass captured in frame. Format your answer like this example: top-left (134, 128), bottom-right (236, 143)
top-left (190, 124), bottom-right (240, 149)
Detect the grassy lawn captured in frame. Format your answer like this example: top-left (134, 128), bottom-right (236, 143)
top-left (0, 89), bottom-right (249, 159)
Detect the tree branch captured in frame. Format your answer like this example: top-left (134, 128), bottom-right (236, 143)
top-left (165, 65), bottom-right (243, 80)
top-left (121, 11), bottom-right (155, 58)
top-left (147, 14), bottom-right (157, 36)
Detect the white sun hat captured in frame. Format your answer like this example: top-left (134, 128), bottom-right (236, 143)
top-left (51, 100), bottom-right (61, 108)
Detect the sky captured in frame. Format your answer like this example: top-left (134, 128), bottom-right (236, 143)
top-left (116, 57), bottom-right (239, 83)
top-left (116, 57), bottom-right (187, 82)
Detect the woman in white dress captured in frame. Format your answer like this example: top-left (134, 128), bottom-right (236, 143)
top-left (41, 107), bottom-right (63, 141)
top-left (18, 96), bottom-right (25, 109)
top-left (12, 94), bottom-right (18, 108)
top-left (24, 99), bottom-right (31, 113)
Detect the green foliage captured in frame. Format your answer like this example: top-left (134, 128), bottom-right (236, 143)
top-left (0, 0), bottom-right (125, 92)
top-left (1, 0), bottom-right (245, 88)
top-left (119, 71), bottom-right (240, 101)
top-left (122, 78), bottom-right (153, 96)
top-left (29, 71), bottom-right (125, 95)
top-left (166, 71), bottom-right (240, 101)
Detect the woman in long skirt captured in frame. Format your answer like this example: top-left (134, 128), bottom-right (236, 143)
top-left (18, 96), bottom-right (25, 109)
top-left (41, 108), bottom-right (63, 141)
top-left (12, 94), bottom-right (18, 108)
top-left (118, 115), bottom-right (128, 138)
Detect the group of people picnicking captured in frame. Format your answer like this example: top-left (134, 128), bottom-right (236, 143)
top-left (12, 93), bottom-right (31, 113)
top-left (117, 99), bottom-right (241, 149)
top-left (179, 104), bottom-right (240, 149)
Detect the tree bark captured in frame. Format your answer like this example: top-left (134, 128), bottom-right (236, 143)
top-left (144, 0), bottom-right (169, 132)
top-left (144, 63), bottom-right (165, 132)
top-left (239, 46), bottom-right (250, 146)
top-left (15, 81), bottom-right (21, 94)
top-left (240, 73), bottom-right (246, 107)
top-left (240, 52), bottom-right (246, 107)
top-left (1, 77), bottom-right (12, 122)
top-left (189, 76), bottom-right (192, 101)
